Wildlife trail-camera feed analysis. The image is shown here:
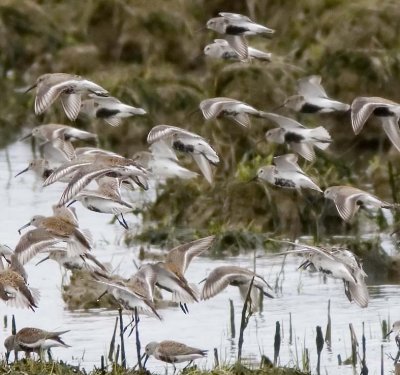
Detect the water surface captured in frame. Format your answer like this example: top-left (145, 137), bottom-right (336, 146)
top-left (0, 142), bottom-right (399, 374)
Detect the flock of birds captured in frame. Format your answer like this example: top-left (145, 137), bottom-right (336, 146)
top-left (1, 10), bottom-right (400, 372)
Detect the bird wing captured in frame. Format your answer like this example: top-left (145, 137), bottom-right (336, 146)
top-left (166, 236), bottom-right (215, 274)
top-left (381, 117), bottom-right (400, 152)
top-left (297, 75), bottom-right (328, 98)
top-left (351, 96), bottom-right (398, 135)
top-left (262, 112), bottom-right (305, 130)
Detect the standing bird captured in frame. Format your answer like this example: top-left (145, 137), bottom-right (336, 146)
top-left (199, 97), bottom-right (266, 128)
top-left (351, 97), bottom-right (400, 152)
top-left (281, 75), bottom-right (350, 113)
top-left (256, 154), bottom-right (322, 192)
top-left (143, 340), bottom-right (207, 372)
top-left (25, 73), bottom-right (109, 120)
top-left (386, 321), bottom-right (400, 340)
top-left (147, 125), bottom-right (219, 184)
top-left (80, 94), bottom-right (146, 127)
top-left (4, 327), bottom-right (69, 362)
top-left (200, 265), bottom-right (273, 310)
top-left (207, 12), bottom-right (274, 61)
top-left (204, 39), bottom-right (271, 62)
top-left (263, 113), bottom-right (331, 161)
top-left (324, 185), bottom-right (396, 222)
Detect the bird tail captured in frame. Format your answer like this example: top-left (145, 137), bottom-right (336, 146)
top-left (310, 126), bottom-right (332, 150)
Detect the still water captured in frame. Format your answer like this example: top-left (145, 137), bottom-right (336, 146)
top-left (0, 141), bottom-right (399, 374)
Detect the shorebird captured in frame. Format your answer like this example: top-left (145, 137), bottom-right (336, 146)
top-left (206, 13), bottom-right (274, 61)
top-left (153, 235), bottom-right (215, 313)
top-left (386, 321), bottom-right (400, 340)
top-left (18, 206), bottom-right (92, 258)
top-left (80, 94), bottom-right (146, 127)
top-left (68, 177), bottom-right (133, 229)
top-left (200, 265), bottom-right (273, 310)
top-left (199, 97), bottom-right (267, 128)
top-left (4, 327), bottom-right (69, 362)
top-left (25, 73), bottom-right (109, 120)
top-left (204, 39), bottom-right (271, 62)
top-left (263, 113), bottom-right (331, 161)
top-left (93, 265), bottom-right (161, 319)
top-left (133, 142), bottom-right (198, 181)
top-left (143, 340), bottom-right (207, 371)
top-left (20, 124), bottom-right (97, 162)
top-left (20, 124), bottom-right (97, 143)
top-left (15, 159), bottom-right (53, 180)
top-left (271, 239), bottom-right (369, 308)
top-left (42, 154), bottom-right (148, 206)
top-left (0, 261), bottom-right (39, 310)
top-left (351, 97), bottom-right (400, 152)
top-left (281, 75), bottom-right (350, 113)
top-left (147, 125), bottom-right (219, 184)
top-left (324, 185), bottom-right (396, 222)
top-left (256, 154), bottom-right (322, 192)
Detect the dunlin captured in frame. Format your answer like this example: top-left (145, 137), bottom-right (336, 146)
top-left (199, 97), bottom-right (266, 128)
top-left (93, 265), bottom-right (161, 319)
top-left (18, 207), bottom-right (92, 257)
top-left (207, 13), bottom-right (274, 61)
top-left (147, 125), bottom-right (219, 184)
top-left (25, 73), bottom-right (108, 120)
top-left (80, 94), bottom-right (146, 127)
top-left (324, 185), bottom-right (396, 222)
top-left (153, 236), bottom-right (215, 313)
top-left (282, 75), bottom-right (350, 113)
top-left (0, 267), bottom-right (39, 310)
top-left (143, 340), bottom-right (207, 371)
top-left (351, 97), bottom-right (400, 152)
top-left (4, 327), bottom-right (69, 362)
top-left (133, 142), bottom-right (198, 181)
top-left (69, 177), bottom-right (133, 229)
top-left (43, 154), bottom-right (148, 206)
top-left (15, 159), bottom-right (53, 180)
top-left (200, 265), bottom-right (273, 310)
top-left (204, 39), bottom-right (271, 62)
top-left (273, 239), bottom-right (369, 308)
top-left (256, 154), bottom-right (322, 192)
top-left (263, 113), bottom-right (331, 161)
top-left (20, 124), bottom-right (97, 143)
top-left (386, 321), bottom-right (400, 339)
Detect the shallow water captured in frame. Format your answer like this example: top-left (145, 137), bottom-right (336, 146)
top-left (1, 142), bottom-right (399, 374)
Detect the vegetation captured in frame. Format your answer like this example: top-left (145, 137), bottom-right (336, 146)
top-left (0, 359), bottom-right (310, 375)
top-left (1, 0), bottom-right (400, 242)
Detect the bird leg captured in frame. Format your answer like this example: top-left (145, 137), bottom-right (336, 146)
top-left (179, 302), bottom-right (189, 314)
top-left (47, 349), bottom-right (53, 362)
top-left (183, 360), bottom-right (193, 370)
top-left (116, 214), bottom-right (129, 229)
